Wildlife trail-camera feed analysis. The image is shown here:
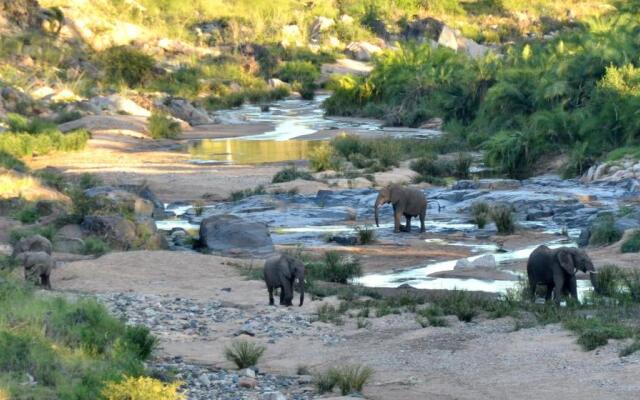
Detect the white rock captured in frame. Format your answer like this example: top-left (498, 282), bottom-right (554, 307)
top-left (241, 368), bottom-right (256, 378)
top-left (438, 25), bottom-right (459, 51)
top-left (340, 14), bottom-right (354, 25)
top-left (462, 38), bottom-right (491, 59)
top-left (311, 16), bottom-right (335, 34)
top-left (261, 392), bottom-right (287, 400)
top-left (268, 78), bottom-right (289, 89)
top-left (471, 254), bottom-right (496, 268)
top-left (346, 41), bottom-right (383, 61)
top-left (454, 259), bottom-right (472, 269)
top-left (281, 25), bottom-right (303, 47)
top-left (89, 94), bottom-right (151, 117)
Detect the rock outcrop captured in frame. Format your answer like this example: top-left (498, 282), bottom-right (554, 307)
top-left (198, 214), bottom-right (274, 258)
top-left (345, 41), bottom-right (383, 61)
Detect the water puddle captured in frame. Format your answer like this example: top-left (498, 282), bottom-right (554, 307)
top-left (355, 241), bottom-right (592, 297)
top-left (188, 138), bottom-right (323, 165)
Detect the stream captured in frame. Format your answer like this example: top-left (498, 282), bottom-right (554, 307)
top-left (158, 96), bottom-right (639, 297)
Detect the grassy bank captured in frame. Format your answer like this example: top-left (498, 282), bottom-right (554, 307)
top-left (0, 273), bottom-right (172, 399)
top-left (325, 2), bottom-right (640, 178)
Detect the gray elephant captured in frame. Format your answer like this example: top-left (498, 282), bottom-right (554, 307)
top-left (16, 251), bottom-right (54, 289)
top-left (374, 184), bottom-right (427, 233)
top-left (263, 254), bottom-right (305, 307)
top-left (527, 245), bottom-right (597, 302)
top-left (12, 234), bottom-right (52, 257)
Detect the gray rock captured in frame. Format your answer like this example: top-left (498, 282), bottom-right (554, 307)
top-left (261, 392), bottom-right (287, 400)
top-left (160, 97), bottom-right (214, 125)
top-left (198, 214), bottom-right (275, 258)
top-left (89, 94), bottom-right (150, 117)
top-left (346, 41), bottom-right (383, 61)
top-left (81, 215), bottom-right (137, 250)
top-left (53, 224), bottom-right (86, 254)
top-left (84, 186), bottom-right (155, 218)
top-left (198, 373), bottom-right (211, 386)
top-left (241, 368), bottom-right (256, 378)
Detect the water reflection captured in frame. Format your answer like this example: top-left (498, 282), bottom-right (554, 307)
top-left (188, 139), bottom-right (323, 164)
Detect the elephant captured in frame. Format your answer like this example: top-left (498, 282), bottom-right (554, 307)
top-left (12, 234), bottom-right (52, 257)
top-left (526, 245), bottom-right (597, 303)
top-left (374, 184), bottom-right (427, 233)
top-left (263, 254), bottom-right (305, 307)
top-left (16, 251), bottom-right (54, 289)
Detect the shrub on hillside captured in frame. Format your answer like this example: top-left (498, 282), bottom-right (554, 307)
top-left (224, 340), bottom-right (265, 369)
top-left (98, 46), bottom-right (154, 87)
top-left (589, 214), bottom-right (622, 246)
top-left (621, 231), bottom-right (640, 253)
top-left (272, 165), bottom-right (314, 183)
top-left (490, 204), bottom-right (515, 234)
top-left (102, 377), bottom-right (185, 400)
top-left (0, 129), bottom-right (89, 157)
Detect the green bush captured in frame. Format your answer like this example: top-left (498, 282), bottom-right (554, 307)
top-left (6, 113), bottom-right (57, 134)
top-left (490, 204), bottom-right (515, 234)
top-left (314, 367), bottom-right (340, 394)
top-left (272, 165), bottom-right (314, 183)
top-left (471, 201), bottom-right (490, 229)
top-left (454, 152), bottom-right (472, 179)
top-left (589, 214), bottom-right (622, 246)
top-left (148, 111), bottom-right (181, 139)
top-left (307, 251), bottom-right (362, 284)
top-left (277, 61), bottom-right (319, 85)
top-left (13, 204), bottom-right (39, 224)
top-left (223, 340), bottom-right (265, 369)
top-left (0, 151), bottom-right (27, 171)
top-left (229, 185), bottom-right (266, 201)
top-left (83, 236), bottom-right (110, 256)
top-left (355, 225), bottom-right (375, 245)
top-left (309, 143), bottom-right (340, 172)
top-left (410, 156), bottom-right (451, 184)
top-left (621, 231), bottom-right (640, 253)
top-left (79, 172), bottom-right (103, 189)
top-left (335, 364), bottom-right (374, 395)
top-left (98, 46), bottom-right (154, 87)
top-left (564, 316), bottom-right (632, 351)
top-left (9, 225), bottom-right (56, 245)
top-left (0, 129), bottom-right (90, 158)
top-left (102, 376), bottom-right (184, 400)
top-left (314, 303), bottom-right (344, 325)
top-left (436, 290), bottom-right (478, 322)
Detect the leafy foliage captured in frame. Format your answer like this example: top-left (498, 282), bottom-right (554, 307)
top-left (223, 340), bottom-right (266, 369)
top-left (148, 111), bottom-right (182, 139)
top-left (272, 165), bottom-right (314, 183)
top-left (97, 46), bottom-right (155, 87)
top-left (102, 376), bottom-right (185, 400)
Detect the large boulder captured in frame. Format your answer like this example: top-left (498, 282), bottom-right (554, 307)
top-left (12, 235), bottom-right (52, 257)
top-left (160, 97), bottom-right (215, 126)
top-left (81, 215), bottom-right (137, 250)
top-left (119, 184), bottom-right (165, 218)
top-left (281, 24), bottom-right (303, 47)
top-left (346, 41), bottom-right (383, 61)
top-left (84, 186), bottom-right (155, 218)
top-left (198, 214), bottom-right (274, 258)
top-left (53, 224), bottom-right (86, 254)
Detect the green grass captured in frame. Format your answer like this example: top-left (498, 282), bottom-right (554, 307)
top-left (589, 214), bottom-right (622, 246)
top-left (354, 225), bottom-right (376, 245)
top-left (621, 231), bottom-right (640, 253)
top-left (148, 110), bottom-right (182, 139)
top-left (83, 236), bottom-right (111, 256)
top-left (9, 226), bottom-right (57, 245)
top-left (306, 251), bottom-right (362, 284)
top-left (470, 201), bottom-right (490, 229)
top-left (490, 204), bottom-right (515, 235)
top-left (223, 340), bottom-right (266, 369)
top-left (313, 364), bottom-right (373, 396)
top-left (0, 275), bottom-right (157, 398)
top-left (314, 303), bottom-right (344, 325)
top-left (229, 185), bottom-right (267, 201)
top-left (96, 46), bottom-right (155, 88)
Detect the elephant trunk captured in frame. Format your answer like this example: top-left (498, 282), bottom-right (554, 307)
top-left (374, 196), bottom-right (382, 227)
top-left (298, 272), bottom-right (305, 307)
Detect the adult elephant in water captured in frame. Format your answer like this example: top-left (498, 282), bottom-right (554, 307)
top-left (263, 254), bottom-right (305, 307)
top-left (374, 184), bottom-right (427, 233)
top-left (527, 245), bottom-right (597, 303)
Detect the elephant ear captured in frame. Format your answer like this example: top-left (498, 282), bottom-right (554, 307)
top-left (557, 249), bottom-right (575, 275)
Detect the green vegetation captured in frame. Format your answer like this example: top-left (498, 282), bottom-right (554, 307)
top-left (309, 143), bottom-right (341, 172)
top-left (0, 275), bottom-right (158, 398)
top-left (102, 377), bottom-right (185, 400)
top-left (621, 231), bottom-right (640, 253)
top-left (0, 114), bottom-right (89, 158)
top-left (148, 110), bottom-right (182, 139)
top-left (272, 165), bottom-right (314, 183)
top-left (97, 46), bottom-right (155, 88)
top-left (416, 305), bottom-right (448, 327)
top-left (313, 364), bottom-right (373, 395)
top-left (325, 4), bottom-right (640, 178)
top-left (314, 303), bottom-right (344, 325)
top-left (83, 236), bottom-right (111, 256)
top-left (470, 201), bottom-right (490, 229)
top-left (223, 340), bottom-right (266, 369)
top-left (490, 204), bottom-right (515, 234)
top-left (229, 185), bottom-right (267, 201)
top-left (306, 251), bottom-right (362, 284)
top-left (355, 225), bottom-right (376, 244)
top-left (589, 213), bottom-right (622, 246)
top-left (12, 203), bottom-right (40, 224)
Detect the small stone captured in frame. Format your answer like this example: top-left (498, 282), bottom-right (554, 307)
top-left (241, 368), bottom-right (256, 378)
top-left (261, 391), bottom-right (287, 400)
top-left (297, 375), bottom-right (313, 384)
top-left (238, 377), bottom-right (257, 389)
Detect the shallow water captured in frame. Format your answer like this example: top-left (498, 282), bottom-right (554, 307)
top-left (188, 138), bottom-right (323, 165)
top-left (354, 241), bottom-right (596, 298)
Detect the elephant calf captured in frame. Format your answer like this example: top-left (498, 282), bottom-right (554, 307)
top-left (16, 251), bottom-right (54, 289)
top-left (374, 184), bottom-right (427, 233)
top-left (263, 254), bottom-right (305, 307)
top-left (527, 245), bottom-right (596, 303)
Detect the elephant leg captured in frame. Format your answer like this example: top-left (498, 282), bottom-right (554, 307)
top-left (544, 285), bottom-right (554, 302)
top-left (405, 216), bottom-right (412, 233)
top-left (394, 210), bottom-right (402, 233)
top-left (41, 273), bottom-right (51, 290)
top-left (283, 280), bottom-right (294, 306)
top-left (553, 276), bottom-right (565, 304)
top-left (419, 211), bottom-right (426, 233)
top-left (567, 276), bottom-right (578, 299)
top-left (528, 277), bottom-right (537, 301)
top-left (279, 287), bottom-right (285, 305)
top-left (268, 286), bottom-right (275, 305)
